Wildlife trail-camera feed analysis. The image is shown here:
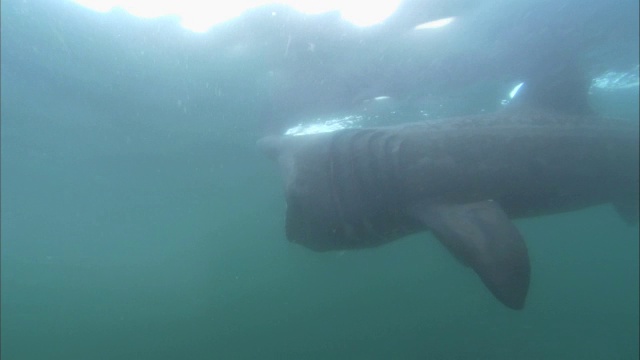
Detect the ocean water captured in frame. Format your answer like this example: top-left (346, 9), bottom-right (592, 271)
top-left (1, 0), bottom-right (638, 359)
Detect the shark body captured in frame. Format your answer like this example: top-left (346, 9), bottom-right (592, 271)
top-left (259, 73), bottom-right (639, 310)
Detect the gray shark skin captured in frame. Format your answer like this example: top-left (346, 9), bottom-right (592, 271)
top-left (259, 78), bottom-right (639, 310)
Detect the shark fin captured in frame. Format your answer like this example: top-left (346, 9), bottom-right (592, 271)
top-left (510, 62), bottom-right (593, 115)
top-left (411, 200), bottom-right (531, 310)
top-left (613, 194), bottom-right (639, 225)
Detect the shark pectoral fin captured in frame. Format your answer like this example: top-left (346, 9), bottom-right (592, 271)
top-left (411, 200), bottom-right (531, 310)
top-left (613, 194), bottom-right (639, 225)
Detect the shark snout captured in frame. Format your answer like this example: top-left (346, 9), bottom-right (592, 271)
top-left (257, 136), bottom-right (282, 161)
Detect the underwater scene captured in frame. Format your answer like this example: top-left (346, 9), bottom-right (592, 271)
top-left (1, 0), bottom-right (638, 359)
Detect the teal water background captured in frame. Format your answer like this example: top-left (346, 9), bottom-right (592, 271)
top-left (1, 0), bottom-right (638, 359)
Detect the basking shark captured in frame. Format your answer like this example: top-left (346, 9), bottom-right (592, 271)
top-left (259, 69), bottom-right (639, 310)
